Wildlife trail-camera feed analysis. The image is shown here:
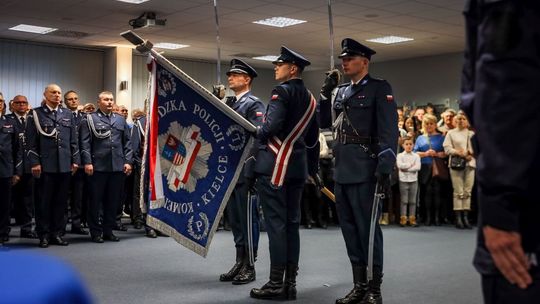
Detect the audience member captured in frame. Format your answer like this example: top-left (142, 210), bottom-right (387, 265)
top-left (396, 137), bottom-right (421, 227)
top-left (414, 114), bottom-right (446, 226)
top-left (443, 112), bottom-right (475, 229)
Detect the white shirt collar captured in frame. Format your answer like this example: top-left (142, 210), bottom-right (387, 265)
top-left (45, 104), bottom-right (59, 112)
top-left (235, 90), bottom-right (249, 102)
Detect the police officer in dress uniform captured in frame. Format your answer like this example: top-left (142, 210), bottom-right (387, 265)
top-left (63, 90), bottom-right (88, 235)
top-left (319, 38), bottom-right (398, 304)
top-left (7, 95), bottom-right (37, 239)
top-left (130, 113), bottom-right (159, 238)
top-left (250, 46), bottom-right (319, 301)
top-left (80, 91), bottom-right (133, 243)
top-left (218, 59), bottom-right (265, 285)
top-left (0, 95), bottom-right (22, 247)
top-left (27, 84), bottom-right (80, 248)
top-left (461, 1), bottom-right (540, 303)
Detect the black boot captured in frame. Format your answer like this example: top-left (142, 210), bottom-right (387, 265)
top-left (463, 211), bottom-right (472, 229)
top-left (250, 265), bottom-right (285, 300)
top-left (284, 263), bottom-right (298, 300)
top-left (220, 247), bottom-right (244, 281)
top-left (362, 270), bottom-right (383, 304)
top-left (455, 211), bottom-right (464, 229)
top-left (233, 255), bottom-right (256, 285)
top-left (336, 265), bottom-right (368, 304)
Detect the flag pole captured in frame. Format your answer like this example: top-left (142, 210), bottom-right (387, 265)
top-left (327, 0), bottom-right (336, 69)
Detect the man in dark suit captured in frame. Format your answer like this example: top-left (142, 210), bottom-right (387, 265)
top-left (27, 84), bottom-right (80, 248)
top-left (461, 1), bottom-right (540, 303)
top-left (319, 38), bottom-right (398, 304)
top-left (63, 90), bottom-right (88, 235)
top-left (250, 46), bottom-right (319, 301)
top-left (7, 95), bottom-right (37, 239)
top-left (0, 95), bottom-right (22, 247)
top-left (80, 91), bottom-right (133, 243)
top-left (218, 59), bottom-right (265, 285)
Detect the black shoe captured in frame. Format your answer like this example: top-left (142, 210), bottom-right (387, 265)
top-left (71, 227), bottom-right (89, 235)
top-left (232, 264), bottom-right (256, 285)
top-left (114, 223), bottom-right (128, 231)
top-left (133, 222), bottom-right (143, 230)
top-left (221, 247), bottom-right (245, 282)
top-left (104, 234), bottom-right (120, 242)
top-left (39, 238), bottom-right (49, 248)
top-left (250, 266), bottom-right (285, 300)
top-left (2, 235), bottom-right (10, 242)
top-left (49, 236), bottom-right (69, 246)
top-left (20, 230), bottom-right (38, 239)
top-left (145, 229), bottom-right (157, 238)
top-left (304, 223), bottom-right (312, 229)
top-left (156, 230), bottom-right (169, 237)
top-left (91, 235), bottom-right (104, 243)
top-left (336, 265), bottom-right (367, 304)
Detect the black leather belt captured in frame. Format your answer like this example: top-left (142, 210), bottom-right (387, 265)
top-left (338, 134), bottom-right (378, 145)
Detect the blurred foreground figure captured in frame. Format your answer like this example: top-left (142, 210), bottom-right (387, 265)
top-left (461, 1), bottom-right (540, 303)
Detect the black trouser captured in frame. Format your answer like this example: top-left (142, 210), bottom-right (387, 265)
top-left (482, 267), bottom-right (540, 304)
top-left (130, 165), bottom-right (143, 225)
top-left (0, 177), bottom-right (12, 238)
top-left (335, 182), bottom-right (383, 269)
top-left (88, 172), bottom-right (124, 236)
top-left (227, 182), bottom-right (259, 255)
top-left (121, 173), bottom-right (134, 218)
top-left (35, 173), bottom-right (71, 238)
top-left (66, 170), bottom-right (85, 229)
top-left (301, 183), bottom-right (325, 226)
top-left (11, 173), bottom-right (34, 233)
top-left (257, 175), bottom-right (304, 267)
top-left (424, 177), bottom-right (441, 221)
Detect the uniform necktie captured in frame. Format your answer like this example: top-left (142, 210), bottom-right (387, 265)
top-left (52, 110), bottom-right (57, 120)
top-left (20, 116), bottom-right (25, 126)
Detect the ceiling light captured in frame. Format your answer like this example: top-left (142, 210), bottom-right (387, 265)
top-left (252, 55), bottom-right (279, 62)
top-left (9, 24), bottom-right (57, 34)
top-left (116, 0), bottom-right (151, 4)
top-left (253, 17), bottom-right (306, 28)
top-left (366, 36), bottom-right (413, 44)
top-left (154, 42), bottom-right (189, 50)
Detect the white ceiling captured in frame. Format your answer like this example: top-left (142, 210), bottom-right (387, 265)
top-left (0, 0), bottom-right (466, 70)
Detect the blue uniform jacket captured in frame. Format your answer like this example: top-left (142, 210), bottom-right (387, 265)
top-left (255, 78), bottom-right (319, 180)
top-left (0, 115), bottom-right (22, 178)
top-left (462, 0), bottom-right (540, 273)
top-left (6, 113), bottom-right (33, 174)
top-left (227, 92), bottom-right (265, 183)
top-left (80, 110), bottom-right (133, 172)
top-left (27, 106), bottom-right (80, 173)
top-left (319, 74), bottom-right (398, 184)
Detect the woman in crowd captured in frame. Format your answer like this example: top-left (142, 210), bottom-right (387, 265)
top-left (414, 114), bottom-right (446, 226)
top-left (443, 112), bottom-right (475, 229)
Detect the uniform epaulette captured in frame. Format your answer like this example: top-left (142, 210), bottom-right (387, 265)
top-left (371, 77), bottom-right (386, 82)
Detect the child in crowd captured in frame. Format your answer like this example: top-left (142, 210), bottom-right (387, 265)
top-left (396, 137), bottom-right (421, 227)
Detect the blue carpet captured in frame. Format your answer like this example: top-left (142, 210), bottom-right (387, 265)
top-left (5, 225), bottom-right (482, 304)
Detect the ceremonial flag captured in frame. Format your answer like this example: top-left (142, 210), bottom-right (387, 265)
top-left (143, 56), bottom-right (254, 257)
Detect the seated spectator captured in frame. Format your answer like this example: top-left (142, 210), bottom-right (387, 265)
top-left (443, 112), bottom-right (475, 229)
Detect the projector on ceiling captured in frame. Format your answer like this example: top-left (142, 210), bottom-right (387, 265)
top-left (129, 12), bottom-right (166, 29)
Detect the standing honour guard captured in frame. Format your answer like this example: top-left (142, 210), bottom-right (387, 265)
top-left (319, 38), bottom-right (398, 304)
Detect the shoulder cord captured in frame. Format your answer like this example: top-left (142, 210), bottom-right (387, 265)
top-left (87, 114), bottom-right (111, 139)
top-left (32, 110), bottom-right (58, 139)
